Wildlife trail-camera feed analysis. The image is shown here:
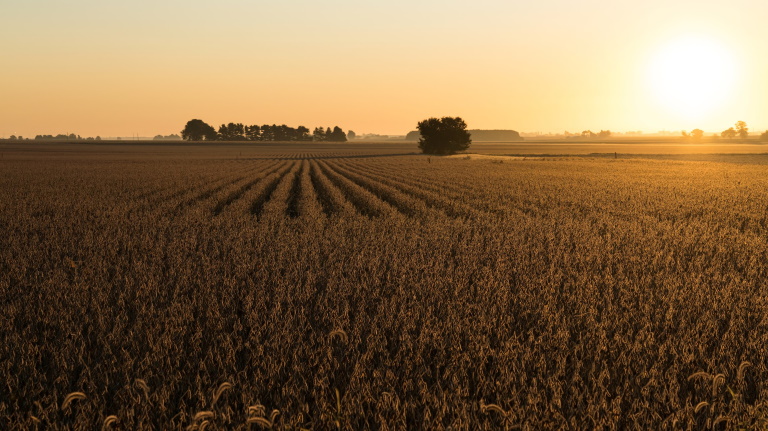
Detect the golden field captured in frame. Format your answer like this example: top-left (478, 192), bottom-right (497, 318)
top-left (1, 141), bottom-right (767, 430)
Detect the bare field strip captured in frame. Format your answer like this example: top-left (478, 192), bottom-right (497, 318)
top-left (3, 143), bottom-right (768, 429)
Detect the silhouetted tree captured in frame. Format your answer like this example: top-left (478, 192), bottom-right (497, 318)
top-left (690, 129), bottom-right (704, 140)
top-left (721, 127), bottom-right (737, 139)
top-left (296, 126), bottom-right (311, 141)
top-left (347, 130), bottom-right (356, 140)
top-left (313, 127), bottom-right (326, 141)
top-left (760, 131), bottom-right (768, 142)
top-left (598, 130), bottom-right (612, 138)
top-left (581, 130), bottom-right (597, 138)
top-left (330, 126), bottom-right (347, 142)
top-left (182, 119), bottom-right (218, 141)
top-left (417, 117), bottom-right (472, 155)
top-left (218, 123), bottom-right (246, 140)
top-left (245, 125), bottom-right (261, 141)
top-left (735, 121), bottom-right (749, 139)
top-left (9, 135), bottom-right (16, 140)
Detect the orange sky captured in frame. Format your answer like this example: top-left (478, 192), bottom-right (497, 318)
top-left (1, 0), bottom-right (766, 137)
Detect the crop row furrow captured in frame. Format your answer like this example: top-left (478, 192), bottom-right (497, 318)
top-left (308, 161), bottom-right (357, 217)
top-left (295, 160), bottom-right (324, 219)
top-left (250, 162), bottom-right (299, 218)
top-left (322, 160), bottom-right (442, 219)
top-left (354, 159), bottom-right (484, 197)
top-left (285, 163), bottom-right (304, 218)
top-left (137, 161), bottom-right (268, 213)
top-left (170, 175), bottom-right (248, 215)
top-left (258, 162), bottom-right (302, 219)
top-left (335, 159), bottom-right (483, 219)
top-left (315, 160), bottom-right (397, 218)
top-left (345, 160), bottom-right (506, 215)
top-left (212, 160), bottom-right (288, 216)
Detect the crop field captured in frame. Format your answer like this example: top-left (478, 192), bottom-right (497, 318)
top-left (2, 142), bottom-right (768, 429)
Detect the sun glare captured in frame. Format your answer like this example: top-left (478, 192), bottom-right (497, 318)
top-left (648, 35), bottom-right (736, 122)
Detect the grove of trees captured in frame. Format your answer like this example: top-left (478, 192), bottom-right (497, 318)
top-left (682, 129), bottom-right (705, 140)
top-left (721, 121), bottom-right (749, 139)
top-left (181, 119), bottom-right (347, 142)
top-left (417, 117), bottom-right (472, 155)
top-left (581, 130), bottom-right (612, 138)
top-left (312, 126), bottom-right (347, 142)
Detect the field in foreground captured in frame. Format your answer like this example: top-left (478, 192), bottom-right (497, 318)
top-left (1, 142), bottom-right (768, 430)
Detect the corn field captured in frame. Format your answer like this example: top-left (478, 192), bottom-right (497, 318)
top-left (1, 143), bottom-right (767, 429)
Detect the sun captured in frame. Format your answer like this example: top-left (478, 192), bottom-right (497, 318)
top-left (648, 35), bottom-right (736, 122)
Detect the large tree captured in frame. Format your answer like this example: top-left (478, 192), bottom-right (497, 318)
top-left (329, 126), bottom-right (347, 142)
top-left (312, 127), bottom-right (326, 141)
top-left (181, 119), bottom-right (218, 141)
top-left (735, 121), bottom-right (749, 139)
top-left (417, 117), bottom-right (472, 155)
top-left (721, 127), bottom-right (737, 139)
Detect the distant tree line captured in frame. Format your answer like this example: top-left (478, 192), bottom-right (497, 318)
top-left (28, 134), bottom-right (102, 141)
top-left (580, 130), bottom-right (612, 138)
top-left (682, 121), bottom-right (756, 141)
top-left (181, 119), bottom-right (348, 142)
top-left (153, 134), bottom-right (182, 141)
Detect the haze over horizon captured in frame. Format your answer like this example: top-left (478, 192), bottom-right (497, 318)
top-left (2, 0), bottom-right (766, 138)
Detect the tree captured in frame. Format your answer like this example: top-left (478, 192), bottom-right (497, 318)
top-left (329, 126), bottom-right (347, 142)
top-left (598, 130), bottom-right (611, 138)
top-left (218, 123), bottom-right (246, 140)
top-left (182, 119), bottom-right (218, 141)
top-left (347, 130), bottom-right (356, 140)
top-left (313, 127), bottom-right (326, 141)
top-left (296, 126), bottom-right (311, 141)
top-left (721, 127), bottom-right (737, 139)
top-left (735, 121), bottom-right (749, 139)
top-left (760, 131), bottom-right (768, 142)
top-left (417, 117), bottom-right (472, 155)
top-left (690, 129), bottom-right (704, 140)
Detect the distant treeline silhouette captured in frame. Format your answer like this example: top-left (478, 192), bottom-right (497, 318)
top-left (182, 119), bottom-right (347, 142)
top-left (27, 134), bottom-right (102, 141)
top-left (153, 134), bottom-right (182, 141)
top-left (406, 129), bottom-right (523, 142)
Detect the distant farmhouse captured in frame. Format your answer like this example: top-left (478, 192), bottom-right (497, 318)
top-left (405, 129), bottom-right (523, 142)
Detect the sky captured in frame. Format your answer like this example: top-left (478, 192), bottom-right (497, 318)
top-left (1, 0), bottom-right (766, 137)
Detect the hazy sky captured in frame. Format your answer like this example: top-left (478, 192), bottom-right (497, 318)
top-left (1, 0), bottom-right (766, 137)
